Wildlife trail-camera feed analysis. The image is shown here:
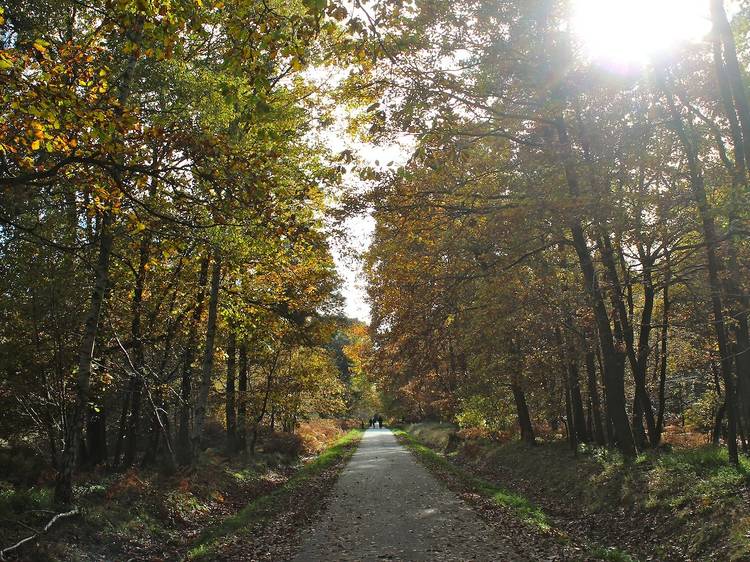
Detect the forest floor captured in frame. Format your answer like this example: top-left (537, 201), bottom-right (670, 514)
top-left (4, 422), bottom-right (749, 561)
top-left (401, 423), bottom-right (750, 562)
top-left (0, 420), bottom-right (361, 562)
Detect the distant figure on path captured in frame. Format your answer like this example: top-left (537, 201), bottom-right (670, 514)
top-left (378, 415), bottom-right (383, 429)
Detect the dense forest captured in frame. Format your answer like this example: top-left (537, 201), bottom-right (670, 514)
top-left (366, 0), bottom-right (750, 461)
top-left (1, 0), bottom-right (750, 560)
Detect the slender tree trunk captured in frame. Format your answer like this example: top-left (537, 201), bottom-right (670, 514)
top-left (632, 394), bottom-right (647, 450)
top-left (141, 384), bottom-right (176, 472)
top-left (141, 396), bottom-right (161, 467)
top-left (122, 211), bottom-right (152, 467)
top-left (711, 0), bottom-right (750, 168)
top-left (194, 254), bottom-right (221, 451)
top-left (656, 252), bottom-right (671, 439)
top-left (112, 387), bottom-right (129, 468)
top-left (250, 351), bottom-right (279, 454)
top-left (555, 120), bottom-right (636, 458)
top-left (600, 234), bottom-right (659, 447)
top-left (585, 350), bottom-right (606, 446)
top-left (567, 357), bottom-right (589, 443)
top-left (713, 399), bottom-right (726, 445)
top-left (711, 0), bottom-right (750, 445)
top-left (237, 342), bottom-right (248, 452)
top-left (122, 374), bottom-right (142, 468)
top-left (564, 376), bottom-right (578, 453)
top-left (226, 332), bottom-right (237, 454)
top-left (511, 377), bottom-right (535, 445)
top-left (55, 211), bottom-right (114, 504)
top-left (85, 406), bottom-right (107, 467)
top-left (737, 411), bottom-right (749, 451)
top-left (176, 255), bottom-right (210, 466)
top-left (664, 82), bottom-right (739, 463)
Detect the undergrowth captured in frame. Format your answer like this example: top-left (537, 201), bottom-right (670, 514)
top-left (402, 422), bottom-right (750, 561)
top-left (187, 428), bottom-right (363, 560)
top-left (0, 421), bottom-right (359, 561)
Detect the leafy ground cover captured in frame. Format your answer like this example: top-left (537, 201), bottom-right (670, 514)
top-left (187, 428), bottom-right (363, 561)
top-left (402, 423), bottom-right (750, 562)
top-left (0, 420), bottom-right (360, 561)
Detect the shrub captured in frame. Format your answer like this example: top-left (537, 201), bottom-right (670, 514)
top-left (262, 432), bottom-right (303, 457)
top-left (297, 420), bottom-right (348, 454)
top-left (0, 445), bottom-right (48, 486)
top-left (684, 391), bottom-right (720, 434)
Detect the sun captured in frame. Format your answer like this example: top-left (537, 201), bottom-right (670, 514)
top-left (571, 0), bottom-right (713, 67)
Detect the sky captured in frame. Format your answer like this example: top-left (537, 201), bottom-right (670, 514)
top-left (331, 140), bottom-right (411, 323)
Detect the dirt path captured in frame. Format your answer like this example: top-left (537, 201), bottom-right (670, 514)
top-left (290, 428), bottom-right (533, 561)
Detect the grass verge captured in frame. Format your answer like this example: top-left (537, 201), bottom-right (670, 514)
top-left (186, 428), bottom-right (363, 560)
top-left (392, 428), bottom-right (550, 530)
top-left (395, 427), bottom-right (646, 562)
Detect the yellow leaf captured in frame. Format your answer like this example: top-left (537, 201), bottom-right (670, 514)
top-left (31, 139), bottom-right (41, 150)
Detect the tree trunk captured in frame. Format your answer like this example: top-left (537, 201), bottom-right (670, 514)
top-left (55, 211), bottom-right (114, 505)
top-left (664, 81), bottom-right (739, 463)
top-left (237, 342), bottom-right (248, 452)
top-left (585, 350), bottom-right (606, 446)
top-left (122, 214), bottom-right (152, 468)
top-left (176, 255), bottom-right (210, 466)
top-left (632, 394), bottom-right (647, 450)
top-left (511, 377), bottom-right (535, 445)
top-left (112, 387), bottom-right (129, 468)
top-left (85, 405), bottom-right (107, 467)
top-left (656, 251), bottom-right (671, 439)
top-left (711, 0), bottom-right (750, 169)
top-left (713, 398), bottom-right (726, 445)
top-left (709, 7), bottom-right (750, 448)
top-left (250, 351), bottom-right (279, 455)
top-left (564, 377), bottom-right (578, 453)
top-left (193, 254), bottom-right (221, 451)
top-left (600, 234), bottom-right (659, 447)
top-left (141, 386), bottom-right (176, 472)
top-left (226, 331), bottom-right (237, 454)
top-left (567, 357), bottom-right (589, 443)
top-left (555, 119), bottom-right (636, 458)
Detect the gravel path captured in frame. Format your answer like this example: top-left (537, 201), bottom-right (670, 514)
top-left (290, 428), bottom-right (530, 561)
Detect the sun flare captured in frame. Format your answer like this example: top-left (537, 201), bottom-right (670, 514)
top-left (571, 0), bottom-right (713, 67)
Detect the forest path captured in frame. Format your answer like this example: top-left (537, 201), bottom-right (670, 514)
top-left (290, 428), bottom-right (531, 561)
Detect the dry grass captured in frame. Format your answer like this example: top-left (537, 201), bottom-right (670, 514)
top-left (297, 419), bottom-right (351, 454)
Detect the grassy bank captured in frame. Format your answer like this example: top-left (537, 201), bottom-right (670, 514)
top-left (393, 428), bottom-right (550, 530)
top-left (402, 423), bottom-right (750, 561)
top-left (187, 428), bottom-right (363, 560)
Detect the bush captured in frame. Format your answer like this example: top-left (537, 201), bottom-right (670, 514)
top-left (202, 421), bottom-right (226, 447)
top-left (684, 390), bottom-right (720, 433)
top-left (262, 432), bottom-right (303, 457)
top-left (0, 445), bottom-right (49, 486)
top-left (297, 420), bottom-right (348, 454)
top-left (0, 485), bottom-right (52, 518)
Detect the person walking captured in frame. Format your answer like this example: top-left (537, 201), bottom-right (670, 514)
top-left (377, 415), bottom-right (383, 429)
